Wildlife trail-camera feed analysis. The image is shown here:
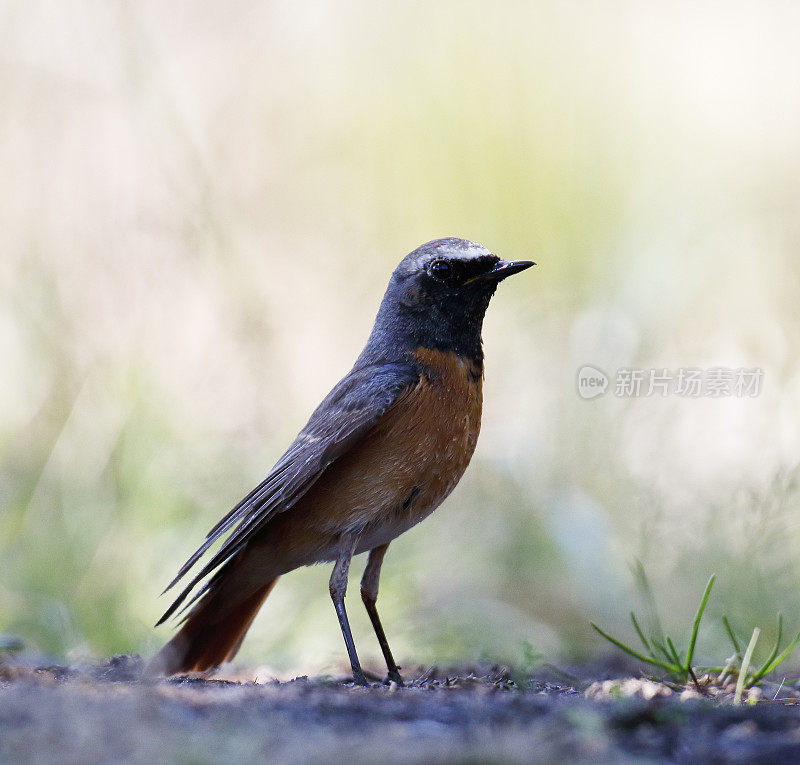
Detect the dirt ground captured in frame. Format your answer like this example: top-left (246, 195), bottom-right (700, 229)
top-left (3, 656), bottom-right (800, 764)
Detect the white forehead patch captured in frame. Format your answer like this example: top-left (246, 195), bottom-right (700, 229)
top-left (434, 240), bottom-right (492, 260)
top-left (396, 238), bottom-right (496, 278)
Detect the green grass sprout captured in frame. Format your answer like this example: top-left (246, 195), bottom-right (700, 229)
top-left (723, 614), bottom-right (800, 690)
top-left (591, 574), bottom-right (715, 686)
top-left (734, 628), bottom-right (760, 705)
top-left (722, 616), bottom-right (742, 661)
top-left (591, 569), bottom-right (800, 699)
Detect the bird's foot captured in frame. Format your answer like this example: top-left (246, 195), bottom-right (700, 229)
top-left (348, 668), bottom-right (403, 687)
top-left (385, 667), bottom-right (404, 687)
top-left (349, 668), bottom-right (371, 686)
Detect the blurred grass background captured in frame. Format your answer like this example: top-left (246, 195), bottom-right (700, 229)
top-left (2, 0), bottom-right (800, 675)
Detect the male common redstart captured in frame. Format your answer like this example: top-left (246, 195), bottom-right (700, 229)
top-left (150, 238), bottom-right (533, 684)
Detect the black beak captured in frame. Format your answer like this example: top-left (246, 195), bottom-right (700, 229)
top-left (486, 259), bottom-right (536, 282)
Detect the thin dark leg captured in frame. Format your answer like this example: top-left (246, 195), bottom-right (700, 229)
top-left (361, 543), bottom-right (403, 686)
top-left (330, 534), bottom-right (367, 685)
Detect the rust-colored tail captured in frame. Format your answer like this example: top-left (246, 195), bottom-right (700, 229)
top-left (148, 572), bottom-right (278, 675)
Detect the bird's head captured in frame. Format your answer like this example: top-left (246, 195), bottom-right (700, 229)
top-left (368, 238), bottom-right (534, 362)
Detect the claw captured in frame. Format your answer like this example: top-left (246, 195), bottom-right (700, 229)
top-left (351, 670), bottom-right (370, 686)
top-left (386, 670), bottom-right (404, 687)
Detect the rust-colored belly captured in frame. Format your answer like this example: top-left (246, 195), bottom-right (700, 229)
top-left (261, 349), bottom-right (483, 566)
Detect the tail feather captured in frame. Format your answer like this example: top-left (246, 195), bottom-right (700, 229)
top-left (148, 572), bottom-right (278, 675)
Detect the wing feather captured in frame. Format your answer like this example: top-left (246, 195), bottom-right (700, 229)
top-left (156, 361), bottom-right (418, 625)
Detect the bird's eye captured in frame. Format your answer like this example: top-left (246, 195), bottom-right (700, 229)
top-left (428, 259), bottom-right (453, 281)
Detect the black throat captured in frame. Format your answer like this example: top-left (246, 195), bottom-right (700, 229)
top-left (359, 281), bottom-right (493, 369)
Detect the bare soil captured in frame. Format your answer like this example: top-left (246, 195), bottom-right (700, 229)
top-left (2, 655), bottom-right (800, 763)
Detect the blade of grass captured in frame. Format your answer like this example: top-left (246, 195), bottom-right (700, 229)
top-left (650, 636), bottom-right (678, 665)
top-left (590, 623), bottom-right (679, 675)
top-left (748, 613), bottom-right (783, 686)
top-left (665, 636), bottom-right (683, 668)
top-left (631, 559), bottom-right (666, 649)
top-left (754, 629), bottom-right (800, 681)
top-left (684, 574), bottom-right (715, 671)
top-left (734, 628), bottom-right (760, 705)
top-left (723, 616), bottom-right (742, 659)
top-left (717, 655), bottom-right (737, 684)
top-left (630, 611), bottom-right (653, 656)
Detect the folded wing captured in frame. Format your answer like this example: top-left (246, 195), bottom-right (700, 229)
top-left (156, 361), bottom-right (419, 625)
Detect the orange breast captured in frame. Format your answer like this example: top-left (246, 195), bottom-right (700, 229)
top-left (262, 348), bottom-right (483, 565)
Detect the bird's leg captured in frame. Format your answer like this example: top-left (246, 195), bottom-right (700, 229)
top-left (329, 533), bottom-right (367, 686)
top-left (361, 543), bottom-right (403, 686)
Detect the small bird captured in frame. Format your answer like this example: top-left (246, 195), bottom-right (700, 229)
top-left (150, 238), bottom-right (533, 684)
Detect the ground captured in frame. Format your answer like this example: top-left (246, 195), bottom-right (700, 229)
top-left (3, 656), bottom-right (800, 763)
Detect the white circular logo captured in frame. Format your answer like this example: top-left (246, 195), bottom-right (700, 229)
top-left (577, 365), bottom-right (609, 399)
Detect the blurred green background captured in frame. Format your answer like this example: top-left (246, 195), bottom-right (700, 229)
top-left (2, 0), bottom-right (800, 677)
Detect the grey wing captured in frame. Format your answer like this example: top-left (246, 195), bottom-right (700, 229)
top-left (156, 361), bottom-right (418, 625)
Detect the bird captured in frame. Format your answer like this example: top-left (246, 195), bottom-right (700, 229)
top-left (149, 237), bottom-right (534, 684)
